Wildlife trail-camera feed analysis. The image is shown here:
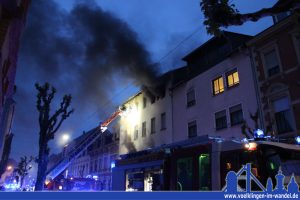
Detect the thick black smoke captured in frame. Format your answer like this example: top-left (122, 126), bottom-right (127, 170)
top-left (12, 0), bottom-right (162, 159)
top-left (20, 0), bottom-right (160, 107)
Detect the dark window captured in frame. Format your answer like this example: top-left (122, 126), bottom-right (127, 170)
top-left (212, 76), bottom-right (224, 95)
top-left (151, 117), bottom-right (156, 134)
top-left (161, 113), bottom-right (166, 130)
top-left (188, 121), bottom-right (197, 138)
top-left (142, 121), bottom-right (146, 137)
top-left (143, 97), bottom-right (147, 108)
top-left (186, 89), bottom-right (196, 107)
top-left (134, 125), bottom-right (138, 140)
top-left (229, 104), bottom-right (243, 126)
top-left (226, 69), bottom-right (239, 88)
top-left (215, 110), bottom-right (227, 130)
top-left (264, 50), bottom-right (280, 77)
top-left (273, 97), bottom-right (294, 134)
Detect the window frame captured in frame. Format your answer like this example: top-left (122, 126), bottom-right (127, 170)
top-left (187, 120), bottom-right (197, 138)
top-left (186, 88), bottom-right (196, 108)
top-left (134, 125), bottom-right (138, 140)
top-left (215, 110), bottom-right (227, 130)
top-left (151, 117), bottom-right (156, 134)
top-left (142, 121), bottom-right (146, 137)
top-left (226, 68), bottom-right (240, 88)
top-left (212, 76), bottom-right (225, 96)
top-left (259, 43), bottom-right (283, 78)
top-left (291, 32), bottom-right (300, 65)
top-left (161, 112), bottom-right (166, 130)
top-left (271, 96), bottom-right (295, 134)
top-left (229, 104), bottom-right (244, 126)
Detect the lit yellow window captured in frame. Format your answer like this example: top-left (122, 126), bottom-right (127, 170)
top-left (226, 69), bottom-right (239, 87)
top-left (212, 76), bottom-right (224, 95)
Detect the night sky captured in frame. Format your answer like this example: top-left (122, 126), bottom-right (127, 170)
top-left (11, 0), bottom-right (277, 170)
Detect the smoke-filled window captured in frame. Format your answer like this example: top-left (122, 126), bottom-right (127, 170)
top-left (151, 117), bottom-right (156, 134)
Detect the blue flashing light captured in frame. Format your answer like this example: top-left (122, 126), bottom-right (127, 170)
top-left (296, 136), bottom-right (300, 145)
top-left (254, 129), bottom-right (264, 139)
top-left (111, 162), bottom-right (115, 169)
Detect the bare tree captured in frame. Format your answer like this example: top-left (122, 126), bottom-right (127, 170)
top-left (34, 83), bottom-right (74, 191)
top-left (200, 0), bottom-right (300, 35)
top-left (15, 156), bottom-right (33, 189)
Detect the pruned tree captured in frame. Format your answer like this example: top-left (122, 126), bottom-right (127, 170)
top-left (200, 0), bottom-right (300, 35)
top-left (15, 156), bottom-right (33, 189)
top-left (34, 83), bottom-right (74, 191)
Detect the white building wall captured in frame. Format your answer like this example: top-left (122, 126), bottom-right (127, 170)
top-left (119, 89), bottom-right (173, 155)
top-left (172, 50), bottom-right (258, 141)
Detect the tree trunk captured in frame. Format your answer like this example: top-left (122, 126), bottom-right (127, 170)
top-left (34, 140), bottom-right (49, 191)
top-left (20, 176), bottom-right (24, 189)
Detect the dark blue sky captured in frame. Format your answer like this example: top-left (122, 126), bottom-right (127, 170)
top-left (11, 0), bottom-right (277, 166)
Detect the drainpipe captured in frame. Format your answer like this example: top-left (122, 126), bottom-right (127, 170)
top-left (169, 88), bottom-right (174, 143)
top-left (248, 47), bottom-right (265, 131)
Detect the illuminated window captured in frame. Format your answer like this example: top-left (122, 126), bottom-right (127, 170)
top-left (226, 69), bottom-right (239, 88)
top-left (142, 121), bottom-right (146, 137)
top-left (297, 36), bottom-right (300, 51)
top-left (188, 120), bottom-right (197, 138)
top-left (161, 113), bottom-right (166, 130)
top-left (151, 117), bottom-right (156, 134)
top-left (143, 97), bottom-right (147, 108)
top-left (186, 88), bottom-right (196, 107)
top-left (212, 76), bottom-right (224, 95)
top-left (264, 49), bottom-right (280, 77)
top-left (229, 104), bottom-right (243, 126)
top-left (134, 125), bottom-right (138, 140)
top-left (215, 110), bottom-right (227, 130)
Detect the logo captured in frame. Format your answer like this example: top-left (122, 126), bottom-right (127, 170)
top-left (224, 163), bottom-right (299, 199)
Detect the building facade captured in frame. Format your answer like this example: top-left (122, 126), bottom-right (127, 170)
top-left (0, 0), bottom-right (30, 174)
top-left (66, 128), bottom-right (119, 191)
top-left (172, 32), bottom-right (258, 142)
top-left (113, 31), bottom-right (261, 191)
top-left (248, 11), bottom-right (300, 139)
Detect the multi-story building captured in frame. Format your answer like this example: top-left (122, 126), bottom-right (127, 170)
top-left (172, 31), bottom-right (258, 142)
top-left (113, 31), bottom-right (259, 191)
top-left (0, 0), bottom-right (30, 175)
top-left (247, 11), bottom-right (300, 139)
top-left (66, 127), bottom-right (119, 191)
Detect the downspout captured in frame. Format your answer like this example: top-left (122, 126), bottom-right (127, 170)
top-left (248, 47), bottom-right (265, 131)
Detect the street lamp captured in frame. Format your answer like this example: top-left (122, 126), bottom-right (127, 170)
top-left (61, 133), bottom-right (70, 146)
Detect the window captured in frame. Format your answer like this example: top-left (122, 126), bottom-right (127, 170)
top-left (212, 76), bottom-right (224, 95)
top-left (186, 89), bottom-right (196, 107)
top-left (273, 97), bottom-right (294, 134)
top-left (151, 117), bottom-right (156, 134)
top-left (199, 154), bottom-right (211, 190)
top-left (215, 110), bottom-right (227, 130)
top-left (188, 121), bottom-right (197, 138)
top-left (229, 104), bottom-right (244, 126)
top-left (226, 69), bottom-right (239, 88)
top-left (143, 97), bottom-right (147, 108)
top-left (297, 36), bottom-right (300, 51)
top-left (98, 158), bottom-right (102, 170)
top-left (161, 113), bottom-right (166, 130)
top-left (264, 49), bottom-right (280, 77)
top-left (134, 125), bottom-right (138, 140)
top-left (142, 121), bottom-right (146, 137)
